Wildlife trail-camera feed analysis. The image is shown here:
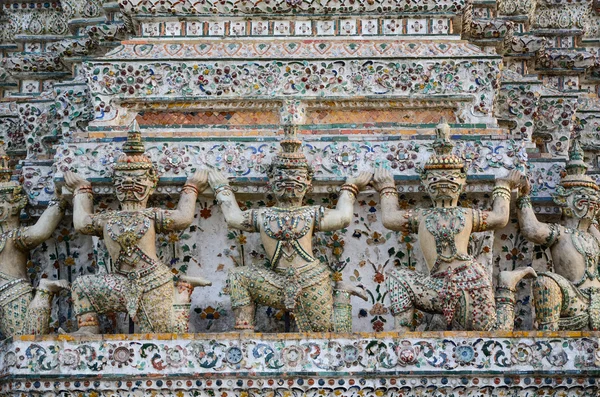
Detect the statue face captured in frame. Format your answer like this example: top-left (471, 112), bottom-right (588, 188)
top-left (269, 167), bottom-right (311, 204)
top-left (422, 169), bottom-right (466, 203)
top-left (113, 169), bottom-right (156, 204)
top-left (567, 188), bottom-right (600, 221)
top-left (0, 191), bottom-right (24, 222)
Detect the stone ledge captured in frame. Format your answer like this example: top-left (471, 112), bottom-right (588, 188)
top-left (2, 332), bottom-right (599, 396)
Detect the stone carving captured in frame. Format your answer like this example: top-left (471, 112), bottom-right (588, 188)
top-left (533, 93), bottom-right (579, 156)
top-left (2, 53), bottom-right (67, 76)
top-left (536, 49), bottom-right (596, 72)
top-left (497, 0), bottom-right (535, 18)
top-left (209, 124), bottom-right (369, 332)
top-left (516, 138), bottom-right (600, 330)
top-left (0, 148), bottom-right (68, 338)
top-left (50, 80), bottom-right (95, 138)
top-left (377, 120), bottom-right (536, 332)
top-left (64, 122), bottom-right (211, 334)
top-left (503, 35), bottom-right (546, 57)
top-left (119, 0), bottom-right (467, 16)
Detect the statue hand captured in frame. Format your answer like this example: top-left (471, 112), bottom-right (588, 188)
top-left (208, 169), bottom-right (230, 189)
top-left (187, 170), bottom-right (208, 192)
top-left (498, 169), bottom-right (524, 190)
top-left (346, 171), bottom-right (372, 191)
top-left (372, 167), bottom-right (395, 192)
top-left (64, 171), bottom-right (91, 192)
top-left (518, 174), bottom-right (531, 196)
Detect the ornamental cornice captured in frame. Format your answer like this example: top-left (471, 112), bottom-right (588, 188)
top-left (101, 40), bottom-right (496, 60)
top-left (2, 333), bottom-right (598, 382)
top-left (1, 52), bottom-right (69, 76)
top-left (118, 0), bottom-right (467, 17)
top-left (535, 48), bottom-right (597, 72)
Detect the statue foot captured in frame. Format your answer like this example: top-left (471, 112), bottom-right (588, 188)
top-left (179, 275), bottom-right (212, 287)
top-left (38, 279), bottom-right (70, 293)
top-left (335, 281), bottom-right (368, 301)
top-left (70, 327), bottom-right (100, 335)
top-left (59, 326), bottom-right (100, 335)
top-left (498, 267), bottom-right (537, 291)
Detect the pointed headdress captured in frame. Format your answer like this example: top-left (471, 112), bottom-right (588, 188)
top-left (422, 118), bottom-right (465, 173)
top-left (270, 125), bottom-right (310, 171)
top-left (114, 121), bottom-right (156, 173)
top-left (559, 138), bottom-right (598, 191)
top-left (553, 137), bottom-right (598, 207)
top-left (0, 144), bottom-right (27, 207)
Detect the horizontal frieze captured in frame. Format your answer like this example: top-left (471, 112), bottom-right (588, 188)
top-left (83, 58), bottom-right (499, 121)
top-left (2, 332), bottom-right (599, 378)
top-left (138, 18), bottom-right (452, 38)
top-left (103, 40), bottom-right (491, 60)
top-left (119, 0), bottom-right (467, 17)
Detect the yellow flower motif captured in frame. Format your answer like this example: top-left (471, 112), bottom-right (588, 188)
top-left (238, 235), bottom-right (247, 244)
top-left (168, 233), bottom-right (180, 243)
top-left (64, 257), bottom-right (75, 266)
top-left (331, 272), bottom-right (343, 282)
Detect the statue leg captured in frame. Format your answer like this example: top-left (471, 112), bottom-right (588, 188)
top-left (137, 281), bottom-right (174, 333)
top-left (332, 282), bottom-right (367, 333)
top-left (21, 279), bottom-right (69, 335)
top-left (227, 266), bottom-right (285, 331)
top-left (295, 276), bottom-right (334, 332)
top-left (71, 274), bottom-right (126, 334)
top-left (533, 274), bottom-right (563, 331)
top-left (495, 267), bottom-right (537, 331)
top-left (386, 268), bottom-right (439, 333)
top-left (171, 281), bottom-right (194, 334)
top-left (0, 282), bottom-right (33, 338)
top-left (170, 276), bottom-right (213, 333)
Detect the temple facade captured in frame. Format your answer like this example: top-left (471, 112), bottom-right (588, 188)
top-left (1, 0), bottom-right (600, 395)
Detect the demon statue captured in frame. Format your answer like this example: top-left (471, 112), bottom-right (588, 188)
top-left (376, 120), bottom-right (536, 332)
top-left (516, 138), bottom-right (600, 330)
top-left (0, 148), bottom-right (68, 337)
top-left (64, 122), bottom-right (210, 334)
top-left (209, 125), bottom-right (369, 332)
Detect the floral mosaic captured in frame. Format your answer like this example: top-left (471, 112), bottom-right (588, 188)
top-left (84, 59), bottom-right (500, 120)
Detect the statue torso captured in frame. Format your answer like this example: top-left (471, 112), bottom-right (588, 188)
top-left (257, 206), bottom-right (320, 270)
top-left (96, 210), bottom-right (159, 272)
top-left (418, 207), bottom-right (474, 273)
top-left (550, 225), bottom-right (600, 289)
top-left (0, 228), bottom-right (30, 283)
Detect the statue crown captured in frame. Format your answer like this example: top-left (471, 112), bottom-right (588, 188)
top-left (560, 137), bottom-right (598, 191)
top-left (423, 118), bottom-right (465, 171)
top-left (271, 125), bottom-right (309, 170)
top-left (114, 120), bottom-right (156, 172)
